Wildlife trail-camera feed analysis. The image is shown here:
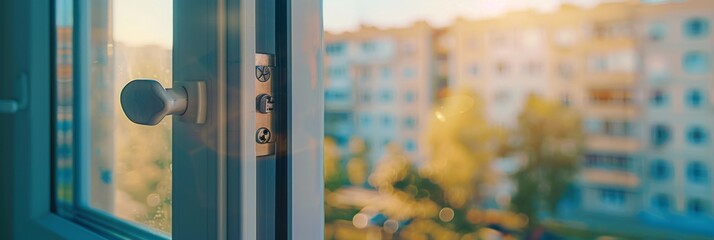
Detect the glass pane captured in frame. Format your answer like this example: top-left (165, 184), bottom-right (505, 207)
top-left (55, 0), bottom-right (74, 210)
top-left (55, 0), bottom-right (174, 234)
top-left (323, 0), bottom-right (714, 239)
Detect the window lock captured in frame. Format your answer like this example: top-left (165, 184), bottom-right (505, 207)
top-left (255, 53), bottom-right (275, 156)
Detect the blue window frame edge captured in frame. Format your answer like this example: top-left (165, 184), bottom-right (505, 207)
top-left (2, 0), bottom-right (111, 239)
top-left (0, 0), bottom-right (175, 239)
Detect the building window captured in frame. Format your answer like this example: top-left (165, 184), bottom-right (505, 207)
top-left (650, 89), bottom-right (667, 107)
top-left (360, 114), bottom-right (372, 127)
top-left (652, 194), bottom-right (671, 212)
top-left (325, 90), bottom-right (348, 101)
top-left (381, 67), bottom-right (392, 79)
top-left (600, 189), bottom-right (626, 206)
top-left (584, 154), bottom-right (631, 171)
top-left (328, 66), bottom-right (348, 79)
top-left (378, 90), bottom-right (393, 103)
top-left (404, 91), bottom-right (415, 103)
top-left (589, 89), bottom-right (632, 105)
top-left (648, 23), bottom-right (666, 41)
top-left (686, 89), bottom-right (704, 107)
top-left (403, 116), bottom-right (416, 129)
top-left (381, 115), bottom-right (393, 127)
top-left (403, 67), bottom-right (415, 79)
top-left (561, 93), bottom-right (571, 106)
top-left (592, 21), bottom-right (631, 39)
top-left (588, 55), bottom-right (607, 72)
top-left (404, 139), bottom-right (417, 152)
top-left (493, 90), bottom-right (510, 105)
top-left (602, 121), bottom-right (634, 137)
top-left (401, 41), bottom-right (416, 55)
top-left (361, 92), bottom-right (371, 104)
top-left (361, 41), bottom-right (377, 53)
top-left (526, 61), bottom-right (542, 75)
top-left (687, 199), bottom-right (707, 216)
top-left (470, 64), bottom-right (479, 77)
top-left (359, 67), bottom-right (372, 81)
top-left (684, 18), bottom-right (710, 38)
top-left (687, 162), bottom-right (708, 184)
top-left (495, 62), bottom-right (509, 75)
top-left (687, 126), bottom-right (708, 145)
top-left (326, 42), bottom-right (346, 56)
top-left (683, 51), bottom-right (711, 74)
top-left (558, 62), bottom-right (573, 79)
top-left (650, 160), bottom-right (670, 181)
top-left (554, 28), bottom-right (577, 47)
top-left (489, 32), bottom-right (508, 48)
top-left (651, 124), bottom-right (671, 147)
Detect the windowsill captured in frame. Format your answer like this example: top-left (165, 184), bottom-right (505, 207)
top-left (26, 214), bottom-right (106, 240)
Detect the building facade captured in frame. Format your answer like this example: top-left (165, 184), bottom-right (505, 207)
top-left (324, 22), bottom-right (435, 164)
top-left (445, 1), bottom-right (645, 217)
top-left (448, 10), bottom-right (553, 127)
top-left (556, 2), bottom-right (642, 217)
top-left (637, 0), bottom-right (714, 234)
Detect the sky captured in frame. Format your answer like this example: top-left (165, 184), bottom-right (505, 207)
top-left (112, 0), bottom-right (613, 48)
top-left (324, 0), bottom-right (613, 32)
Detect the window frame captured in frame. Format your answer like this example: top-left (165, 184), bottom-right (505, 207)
top-left (684, 17), bottom-right (710, 39)
top-left (52, 1), bottom-right (173, 238)
top-left (650, 160), bottom-right (671, 181)
top-left (5, 0), bottom-right (324, 239)
top-left (1, 0), bottom-right (111, 239)
top-left (687, 161), bottom-right (709, 184)
top-left (686, 126), bottom-right (708, 145)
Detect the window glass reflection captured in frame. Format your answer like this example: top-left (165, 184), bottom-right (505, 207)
top-left (55, 0), bottom-right (174, 234)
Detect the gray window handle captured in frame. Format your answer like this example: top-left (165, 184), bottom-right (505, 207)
top-left (120, 79), bottom-right (206, 125)
top-left (0, 73), bottom-right (28, 114)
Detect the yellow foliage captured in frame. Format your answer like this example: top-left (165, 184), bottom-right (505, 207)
top-left (324, 137), bottom-right (340, 181)
top-left (347, 157), bottom-right (368, 186)
top-left (422, 89), bottom-right (498, 207)
top-left (368, 144), bottom-right (411, 192)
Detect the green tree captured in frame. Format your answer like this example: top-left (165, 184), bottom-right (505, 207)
top-left (324, 89), bottom-right (504, 238)
top-left (422, 89), bottom-right (500, 209)
top-left (367, 89), bottom-right (501, 236)
top-left (509, 95), bottom-right (583, 228)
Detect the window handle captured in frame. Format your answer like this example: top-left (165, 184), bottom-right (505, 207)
top-left (0, 73), bottom-right (28, 114)
top-left (120, 79), bottom-right (206, 125)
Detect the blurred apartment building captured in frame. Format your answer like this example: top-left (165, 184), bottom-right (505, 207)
top-left (447, 10), bottom-right (554, 127)
top-left (325, 0), bottom-right (714, 235)
top-left (636, 0), bottom-right (714, 233)
top-left (447, 0), bottom-right (714, 233)
top-left (447, 1), bottom-right (643, 218)
top-left (324, 22), bottom-right (435, 164)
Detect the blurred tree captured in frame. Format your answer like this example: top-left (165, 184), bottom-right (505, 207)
top-left (422, 89), bottom-right (499, 209)
top-left (347, 137), bottom-right (369, 186)
top-left (375, 89), bottom-right (500, 236)
top-left (325, 90), bottom-right (509, 238)
top-left (112, 44), bottom-right (174, 232)
top-left (324, 137), bottom-right (365, 240)
top-left (324, 137), bottom-right (343, 190)
top-left (509, 95), bottom-right (583, 229)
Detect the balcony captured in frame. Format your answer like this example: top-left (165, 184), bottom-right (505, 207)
top-left (579, 168), bottom-right (640, 188)
top-left (584, 104), bottom-right (639, 119)
top-left (586, 135), bottom-right (641, 152)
